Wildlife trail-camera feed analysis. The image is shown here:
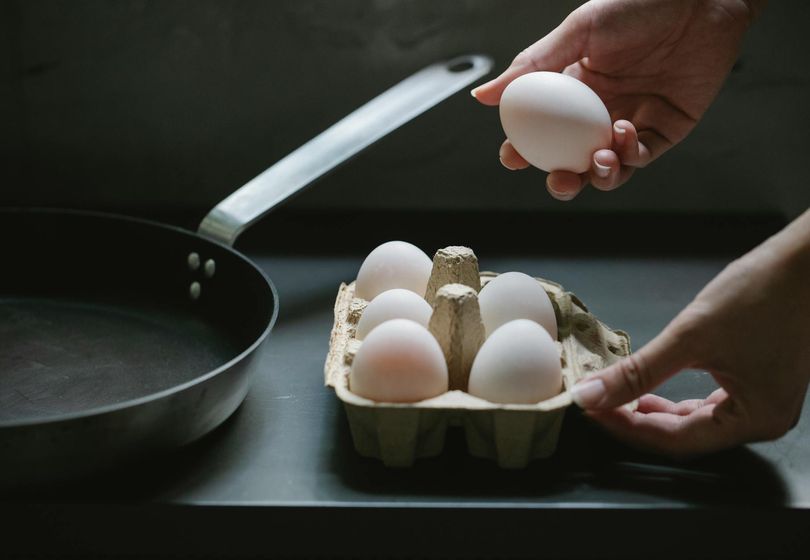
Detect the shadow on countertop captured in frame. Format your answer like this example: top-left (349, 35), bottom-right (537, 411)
top-left (326, 404), bottom-right (789, 508)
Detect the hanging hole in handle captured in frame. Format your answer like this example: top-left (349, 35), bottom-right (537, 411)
top-left (447, 60), bottom-right (474, 73)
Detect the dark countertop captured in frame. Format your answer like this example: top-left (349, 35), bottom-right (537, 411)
top-left (2, 213), bottom-right (808, 559)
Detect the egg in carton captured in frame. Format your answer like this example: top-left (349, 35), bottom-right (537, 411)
top-left (324, 246), bottom-right (631, 468)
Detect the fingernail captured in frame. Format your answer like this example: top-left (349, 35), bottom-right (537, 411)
top-left (571, 378), bottom-right (606, 408)
top-left (613, 123), bottom-right (626, 145)
top-left (547, 177), bottom-right (575, 200)
top-left (594, 159), bottom-right (611, 178)
top-left (470, 87), bottom-right (480, 99)
top-left (548, 188), bottom-right (575, 201)
top-left (497, 144), bottom-right (518, 171)
top-left (499, 157), bottom-right (517, 171)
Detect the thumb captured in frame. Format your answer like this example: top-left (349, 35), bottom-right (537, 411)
top-left (472, 10), bottom-right (589, 106)
top-left (570, 326), bottom-right (691, 410)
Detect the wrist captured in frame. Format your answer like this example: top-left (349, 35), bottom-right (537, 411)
top-left (765, 209), bottom-right (810, 283)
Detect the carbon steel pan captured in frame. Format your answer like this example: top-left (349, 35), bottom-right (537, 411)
top-left (0, 55), bottom-right (492, 488)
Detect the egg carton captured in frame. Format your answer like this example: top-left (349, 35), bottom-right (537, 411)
top-left (324, 247), bottom-right (631, 468)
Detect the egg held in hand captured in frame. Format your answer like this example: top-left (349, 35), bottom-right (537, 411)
top-left (468, 319), bottom-right (562, 404)
top-left (355, 289), bottom-right (433, 340)
top-left (499, 71), bottom-right (612, 173)
top-left (478, 271), bottom-right (557, 340)
top-left (355, 241), bottom-right (433, 301)
top-left (350, 319), bottom-right (448, 403)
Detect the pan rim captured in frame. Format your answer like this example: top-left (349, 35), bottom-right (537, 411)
top-left (0, 207), bottom-right (279, 429)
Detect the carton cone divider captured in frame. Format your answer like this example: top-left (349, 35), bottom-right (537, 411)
top-left (425, 246), bottom-right (482, 305)
top-left (428, 284), bottom-right (485, 392)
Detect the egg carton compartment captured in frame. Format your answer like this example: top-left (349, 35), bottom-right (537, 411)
top-left (324, 248), bottom-right (631, 468)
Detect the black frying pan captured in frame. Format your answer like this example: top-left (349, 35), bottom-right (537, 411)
top-left (0, 55), bottom-right (492, 488)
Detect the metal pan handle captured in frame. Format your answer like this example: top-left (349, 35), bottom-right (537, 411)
top-left (198, 54), bottom-right (493, 246)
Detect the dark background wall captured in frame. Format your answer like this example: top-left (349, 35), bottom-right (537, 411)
top-left (1, 0), bottom-right (808, 221)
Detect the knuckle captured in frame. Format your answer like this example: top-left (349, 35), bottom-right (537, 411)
top-left (590, 170), bottom-right (616, 189)
top-left (514, 47), bottom-right (548, 73)
top-left (590, 177), bottom-right (610, 190)
top-left (512, 50), bottom-right (533, 69)
top-left (616, 353), bottom-right (651, 398)
top-left (668, 306), bottom-right (711, 356)
top-left (677, 399), bottom-right (705, 415)
top-left (671, 308), bottom-right (705, 339)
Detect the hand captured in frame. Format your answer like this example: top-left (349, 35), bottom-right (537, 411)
top-left (473, 0), bottom-right (760, 200)
top-left (570, 210), bottom-right (810, 458)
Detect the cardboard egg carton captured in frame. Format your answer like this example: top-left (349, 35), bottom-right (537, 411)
top-left (324, 246), bottom-right (631, 468)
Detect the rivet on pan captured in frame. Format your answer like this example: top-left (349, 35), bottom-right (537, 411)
top-left (204, 259), bottom-right (216, 278)
top-left (187, 252), bottom-right (201, 271)
top-left (189, 281), bottom-right (201, 300)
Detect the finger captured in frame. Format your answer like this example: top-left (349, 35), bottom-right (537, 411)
top-left (570, 326), bottom-right (692, 410)
top-left (612, 120), bottom-right (652, 168)
top-left (636, 129), bottom-right (672, 163)
top-left (614, 165), bottom-right (638, 188)
top-left (586, 399), bottom-right (746, 458)
top-left (471, 11), bottom-right (589, 106)
top-left (637, 394), bottom-right (709, 416)
top-left (590, 149), bottom-right (620, 191)
top-left (637, 394), bottom-right (679, 414)
top-left (498, 140), bottom-right (530, 171)
top-left (547, 171), bottom-right (586, 201)
top-left (588, 122), bottom-right (649, 191)
top-left (706, 388), bottom-right (729, 405)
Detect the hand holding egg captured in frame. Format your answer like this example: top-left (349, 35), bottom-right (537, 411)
top-left (498, 72), bottom-right (611, 175)
top-left (469, 0), bottom-right (752, 199)
top-left (486, 71), bottom-right (639, 200)
top-left (473, 66), bottom-right (640, 200)
top-left (472, 0), bottom-right (750, 198)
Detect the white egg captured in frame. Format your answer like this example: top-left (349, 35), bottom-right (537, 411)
top-left (355, 289), bottom-right (433, 341)
top-left (499, 71), bottom-right (612, 173)
top-left (468, 319), bottom-right (562, 404)
top-left (478, 271), bottom-right (557, 340)
top-left (350, 319), bottom-right (448, 403)
top-left (355, 241), bottom-right (433, 301)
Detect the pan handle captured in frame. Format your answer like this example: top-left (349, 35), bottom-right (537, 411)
top-left (198, 54), bottom-right (493, 246)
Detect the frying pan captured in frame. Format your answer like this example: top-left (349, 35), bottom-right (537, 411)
top-left (0, 55), bottom-right (492, 488)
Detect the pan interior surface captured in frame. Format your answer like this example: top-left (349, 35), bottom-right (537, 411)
top-left (0, 297), bottom-right (236, 422)
top-left (0, 210), bottom-right (275, 426)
